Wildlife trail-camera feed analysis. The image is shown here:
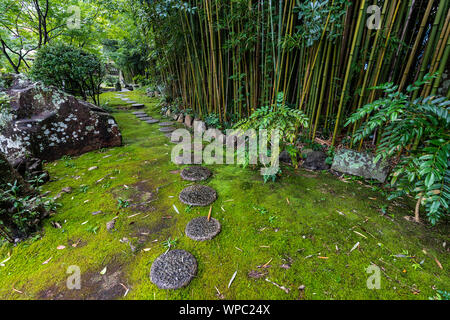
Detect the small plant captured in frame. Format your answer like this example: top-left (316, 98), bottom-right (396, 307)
top-left (79, 185), bottom-right (89, 193)
top-left (254, 206), bottom-right (269, 215)
top-left (27, 173), bottom-right (47, 189)
top-left (268, 215), bottom-right (278, 224)
top-left (86, 225), bottom-right (99, 234)
top-left (205, 113), bottom-right (222, 130)
top-left (162, 237), bottom-right (178, 249)
top-left (285, 144), bottom-right (299, 168)
top-left (429, 290), bottom-right (450, 300)
top-left (325, 146), bottom-right (335, 165)
top-left (185, 205), bottom-right (193, 213)
top-left (117, 198), bottom-right (129, 209)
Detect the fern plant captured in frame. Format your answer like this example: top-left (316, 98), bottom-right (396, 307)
top-left (346, 75), bottom-right (449, 225)
top-left (235, 92), bottom-right (309, 145)
top-left (235, 92), bottom-right (309, 181)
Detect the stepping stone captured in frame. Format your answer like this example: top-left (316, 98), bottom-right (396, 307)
top-left (179, 185), bottom-right (217, 206)
top-left (185, 217), bottom-right (221, 241)
top-left (146, 119), bottom-right (160, 124)
top-left (135, 113), bottom-right (149, 117)
top-left (159, 122), bottom-right (174, 126)
top-left (150, 250), bottom-right (197, 289)
top-left (180, 166), bottom-right (212, 181)
top-left (159, 127), bottom-right (176, 133)
top-left (132, 111), bottom-right (146, 115)
top-left (139, 117), bottom-right (153, 121)
top-left (126, 101), bottom-right (138, 104)
top-left (132, 103), bottom-right (145, 109)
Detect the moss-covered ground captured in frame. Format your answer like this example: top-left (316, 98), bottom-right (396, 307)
top-left (0, 89), bottom-right (448, 300)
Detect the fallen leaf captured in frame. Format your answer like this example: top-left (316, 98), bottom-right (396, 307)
top-left (42, 257), bottom-right (52, 265)
top-left (207, 205), bottom-right (212, 221)
top-left (265, 278), bottom-right (290, 294)
top-left (350, 242), bottom-right (360, 253)
top-left (56, 245), bottom-right (66, 250)
top-left (100, 266), bottom-right (107, 275)
top-left (228, 271), bottom-right (237, 288)
top-left (248, 270), bottom-right (266, 279)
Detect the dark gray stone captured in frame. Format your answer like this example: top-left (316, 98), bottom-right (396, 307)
top-left (185, 217), bottom-right (221, 241)
top-left (331, 148), bottom-right (389, 183)
top-left (180, 166), bottom-right (212, 181)
top-left (131, 104), bottom-right (145, 109)
top-left (139, 117), bottom-right (153, 121)
top-left (150, 249), bottom-right (197, 289)
top-left (179, 185), bottom-right (217, 206)
top-left (279, 150), bottom-right (292, 163)
top-left (159, 127), bottom-right (176, 133)
top-left (303, 151), bottom-right (330, 171)
top-left (146, 119), bottom-right (160, 124)
top-left (159, 122), bottom-right (174, 126)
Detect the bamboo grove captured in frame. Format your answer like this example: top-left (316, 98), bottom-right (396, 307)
top-left (134, 0), bottom-right (450, 146)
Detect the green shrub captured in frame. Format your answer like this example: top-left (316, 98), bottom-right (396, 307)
top-left (346, 75), bottom-right (449, 225)
top-left (30, 43), bottom-right (105, 105)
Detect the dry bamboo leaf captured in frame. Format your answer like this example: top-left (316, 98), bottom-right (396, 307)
top-left (228, 271), bottom-right (237, 288)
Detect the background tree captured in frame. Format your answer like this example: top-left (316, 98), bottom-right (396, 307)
top-left (30, 43), bottom-right (105, 105)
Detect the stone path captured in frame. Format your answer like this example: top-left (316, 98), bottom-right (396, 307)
top-left (129, 103), bottom-right (221, 290)
top-left (132, 111), bottom-right (160, 125)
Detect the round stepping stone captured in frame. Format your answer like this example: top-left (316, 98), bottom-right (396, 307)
top-left (159, 122), bottom-right (174, 126)
top-left (160, 127), bottom-right (176, 133)
top-left (181, 166), bottom-right (212, 181)
top-left (185, 217), bottom-right (221, 241)
top-left (179, 185), bottom-right (217, 206)
top-left (133, 112), bottom-right (146, 115)
top-left (136, 114), bottom-right (149, 117)
top-left (139, 117), bottom-right (153, 121)
top-left (146, 119), bottom-right (160, 124)
top-left (126, 101), bottom-right (138, 104)
top-left (132, 103), bottom-right (145, 108)
top-left (150, 250), bottom-right (197, 289)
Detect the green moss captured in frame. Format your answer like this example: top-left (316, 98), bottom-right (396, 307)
top-left (0, 89), bottom-right (448, 300)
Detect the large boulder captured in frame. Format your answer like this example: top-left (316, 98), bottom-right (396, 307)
top-left (331, 148), bottom-right (389, 183)
top-left (0, 75), bottom-right (122, 163)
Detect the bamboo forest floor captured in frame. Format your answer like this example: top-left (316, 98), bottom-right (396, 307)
top-left (0, 89), bottom-right (448, 300)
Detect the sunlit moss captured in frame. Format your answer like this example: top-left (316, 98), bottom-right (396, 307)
top-left (0, 89), bottom-right (448, 300)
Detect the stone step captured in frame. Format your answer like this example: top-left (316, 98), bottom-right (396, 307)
top-left (159, 127), bottom-right (176, 133)
top-left (185, 217), bottom-right (221, 241)
top-left (150, 250), bottom-right (197, 290)
top-left (179, 185), bottom-right (217, 206)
